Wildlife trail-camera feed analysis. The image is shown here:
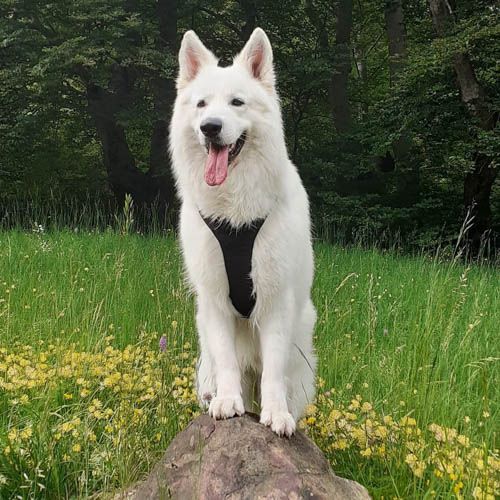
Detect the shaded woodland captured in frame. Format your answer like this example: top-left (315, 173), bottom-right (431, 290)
top-left (1, 0), bottom-right (498, 248)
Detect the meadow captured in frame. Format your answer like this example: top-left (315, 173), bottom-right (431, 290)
top-left (0, 225), bottom-right (498, 499)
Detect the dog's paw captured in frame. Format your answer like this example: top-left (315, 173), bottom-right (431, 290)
top-left (208, 395), bottom-right (245, 419)
top-left (260, 404), bottom-right (296, 437)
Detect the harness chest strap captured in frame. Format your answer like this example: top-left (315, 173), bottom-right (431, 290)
top-left (200, 213), bottom-right (266, 318)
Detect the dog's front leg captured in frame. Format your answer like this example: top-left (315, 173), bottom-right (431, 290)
top-left (259, 311), bottom-right (296, 437)
top-left (200, 302), bottom-right (244, 419)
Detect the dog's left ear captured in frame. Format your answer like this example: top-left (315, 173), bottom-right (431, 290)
top-left (235, 28), bottom-right (274, 91)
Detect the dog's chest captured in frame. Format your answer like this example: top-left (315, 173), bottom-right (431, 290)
top-left (201, 215), bottom-right (266, 318)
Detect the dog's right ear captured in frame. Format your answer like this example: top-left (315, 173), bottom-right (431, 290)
top-left (177, 31), bottom-right (218, 90)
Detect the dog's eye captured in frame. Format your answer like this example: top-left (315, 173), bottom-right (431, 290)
top-left (231, 98), bottom-right (245, 107)
top-left (197, 100), bottom-right (206, 108)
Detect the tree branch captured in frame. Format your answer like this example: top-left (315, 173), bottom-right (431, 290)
top-left (198, 7), bottom-right (243, 39)
top-left (28, 10), bottom-right (58, 39)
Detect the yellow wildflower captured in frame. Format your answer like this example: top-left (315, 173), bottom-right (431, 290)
top-left (328, 409), bottom-right (342, 422)
top-left (20, 426), bottom-right (33, 440)
top-left (305, 404), bottom-right (317, 416)
top-left (361, 402), bottom-right (372, 413)
top-left (348, 399), bottom-right (360, 410)
top-left (61, 422), bottom-right (73, 433)
top-left (333, 439), bottom-right (348, 450)
top-left (7, 429), bottom-right (19, 442)
top-left (400, 416), bottom-right (416, 426)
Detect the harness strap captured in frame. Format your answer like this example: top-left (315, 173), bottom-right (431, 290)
top-left (201, 214), bottom-right (266, 318)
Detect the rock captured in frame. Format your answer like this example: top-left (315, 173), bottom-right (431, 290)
top-left (130, 413), bottom-right (371, 500)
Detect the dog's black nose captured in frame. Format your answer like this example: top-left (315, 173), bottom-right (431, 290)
top-left (200, 118), bottom-right (222, 138)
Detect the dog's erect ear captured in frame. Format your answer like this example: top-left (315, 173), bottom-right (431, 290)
top-left (235, 28), bottom-right (274, 91)
top-left (177, 31), bottom-right (217, 89)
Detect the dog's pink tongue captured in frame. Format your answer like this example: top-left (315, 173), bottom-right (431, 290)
top-left (205, 144), bottom-right (229, 186)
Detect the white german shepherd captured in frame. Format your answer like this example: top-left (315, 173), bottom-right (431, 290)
top-left (170, 28), bottom-right (316, 436)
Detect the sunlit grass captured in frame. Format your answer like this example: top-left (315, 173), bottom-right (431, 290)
top-left (0, 228), bottom-right (498, 499)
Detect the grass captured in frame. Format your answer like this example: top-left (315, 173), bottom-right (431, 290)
top-left (0, 226), bottom-right (498, 499)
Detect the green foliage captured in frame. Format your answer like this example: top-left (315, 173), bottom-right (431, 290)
top-left (0, 0), bottom-right (498, 246)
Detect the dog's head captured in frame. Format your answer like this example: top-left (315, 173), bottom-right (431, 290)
top-left (172, 28), bottom-right (278, 187)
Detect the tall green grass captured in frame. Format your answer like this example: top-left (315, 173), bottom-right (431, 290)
top-left (0, 226), bottom-right (498, 498)
top-left (313, 243), bottom-right (498, 431)
top-left (0, 195), bottom-right (175, 234)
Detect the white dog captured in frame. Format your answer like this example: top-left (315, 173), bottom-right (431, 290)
top-left (169, 28), bottom-right (316, 437)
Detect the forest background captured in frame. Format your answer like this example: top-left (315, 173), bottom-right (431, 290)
top-left (1, 0), bottom-right (499, 250)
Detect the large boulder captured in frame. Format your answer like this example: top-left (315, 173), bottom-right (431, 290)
top-left (129, 413), bottom-right (371, 500)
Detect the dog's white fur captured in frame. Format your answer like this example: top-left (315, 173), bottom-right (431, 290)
top-left (170, 28), bottom-right (317, 436)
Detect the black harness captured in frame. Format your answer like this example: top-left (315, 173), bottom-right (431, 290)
top-left (201, 214), bottom-right (266, 318)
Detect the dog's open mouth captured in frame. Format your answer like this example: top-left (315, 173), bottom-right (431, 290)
top-left (204, 133), bottom-right (246, 186)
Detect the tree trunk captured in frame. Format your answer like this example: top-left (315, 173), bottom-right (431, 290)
top-left (329, 0), bottom-right (391, 196)
top-left (353, 45), bottom-right (368, 116)
top-left (304, 0), bottom-right (329, 56)
top-left (428, 0), bottom-right (499, 244)
top-left (83, 1), bottom-right (178, 210)
top-left (450, 53), bottom-right (494, 130)
top-left (464, 154), bottom-right (498, 242)
top-left (239, 0), bottom-right (256, 41)
top-left (330, 0), bottom-right (354, 134)
top-left (384, 0), bottom-right (408, 83)
top-left (149, 0), bottom-right (178, 211)
top-left (87, 84), bottom-right (166, 204)
top-left (384, 0), bottom-right (418, 204)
